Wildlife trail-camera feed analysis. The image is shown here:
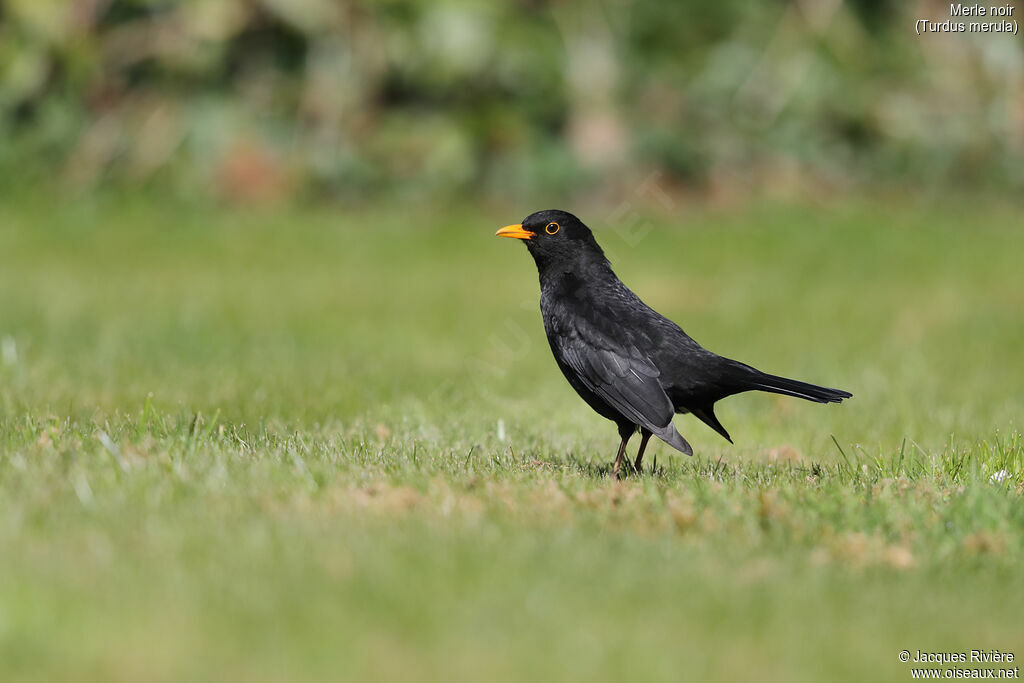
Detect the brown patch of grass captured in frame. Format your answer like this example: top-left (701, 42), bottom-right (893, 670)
top-left (350, 483), bottom-right (421, 513)
top-left (666, 494), bottom-right (698, 533)
top-left (766, 445), bottom-right (802, 465)
top-left (883, 545), bottom-right (915, 570)
top-left (963, 532), bottom-right (1007, 556)
top-left (813, 532), bottom-right (917, 571)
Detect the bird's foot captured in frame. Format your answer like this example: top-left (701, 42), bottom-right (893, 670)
top-left (610, 463), bottom-right (642, 479)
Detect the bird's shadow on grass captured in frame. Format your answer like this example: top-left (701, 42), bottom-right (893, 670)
top-left (531, 450), bottom-right (737, 482)
top-left (559, 453), bottom-right (671, 480)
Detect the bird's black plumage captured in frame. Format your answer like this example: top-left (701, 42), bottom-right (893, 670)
top-left (496, 210), bottom-right (852, 476)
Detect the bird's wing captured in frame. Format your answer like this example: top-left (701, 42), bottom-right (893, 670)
top-left (553, 320), bottom-right (693, 455)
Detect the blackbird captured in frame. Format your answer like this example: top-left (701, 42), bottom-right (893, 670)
top-left (496, 210), bottom-right (851, 477)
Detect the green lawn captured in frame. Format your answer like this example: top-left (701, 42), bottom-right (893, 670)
top-left (1, 195), bottom-right (1022, 682)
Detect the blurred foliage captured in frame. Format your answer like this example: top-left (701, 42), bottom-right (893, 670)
top-left (0, 0), bottom-right (1022, 200)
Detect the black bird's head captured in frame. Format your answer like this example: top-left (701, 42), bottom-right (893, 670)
top-left (495, 210), bottom-right (607, 274)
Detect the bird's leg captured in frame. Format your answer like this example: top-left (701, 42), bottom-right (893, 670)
top-left (633, 429), bottom-right (652, 474)
top-left (612, 436), bottom-right (630, 479)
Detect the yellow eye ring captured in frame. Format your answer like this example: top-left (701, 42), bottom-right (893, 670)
top-left (545, 222), bottom-right (560, 235)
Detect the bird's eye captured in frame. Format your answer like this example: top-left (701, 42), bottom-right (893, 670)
top-left (545, 222), bottom-right (560, 235)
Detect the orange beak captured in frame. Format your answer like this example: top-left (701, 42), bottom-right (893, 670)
top-left (495, 224), bottom-right (535, 240)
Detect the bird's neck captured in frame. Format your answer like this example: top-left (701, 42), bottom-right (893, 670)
top-left (536, 251), bottom-right (615, 293)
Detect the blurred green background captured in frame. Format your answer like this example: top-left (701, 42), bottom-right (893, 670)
top-left (2, 0), bottom-right (1022, 201)
top-left (2, 3), bottom-right (1024, 682)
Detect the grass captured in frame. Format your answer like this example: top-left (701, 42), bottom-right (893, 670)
top-left (1, 194), bottom-right (1022, 682)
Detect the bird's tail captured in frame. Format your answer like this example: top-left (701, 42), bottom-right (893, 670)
top-left (727, 361), bottom-right (852, 404)
top-left (746, 371), bottom-right (851, 403)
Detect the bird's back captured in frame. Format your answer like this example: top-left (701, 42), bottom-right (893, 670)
top-left (540, 266), bottom-right (740, 408)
